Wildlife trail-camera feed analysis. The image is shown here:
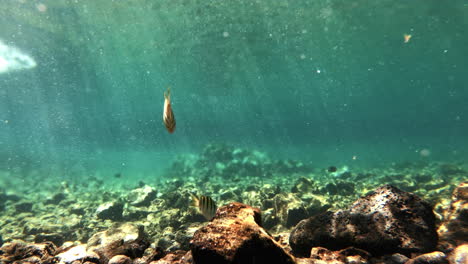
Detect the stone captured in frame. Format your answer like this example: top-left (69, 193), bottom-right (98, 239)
top-left (190, 202), bottom-right (295, 264)
top-left (96, 201), bottom-right (124, 221)
top-left (56, 244), bottom-right (100, 264)
top-left (108, 255), bottom-right (132, 264)
top-left (128, 185), bottom-right (157, 207)
top-left (438, 181), bottom-right (468, 251)
top-left (133, 247), bottom-right (166, 264)
top-left (303, 247), bottom-right (371, 264)
top-left (15, 201), bottom-right (33, 212)
top-left (87, 223), bottom-right (149, 263)
top-left (405, 251), bottom-right (448, 264)
top-left (383, 253), bottom-right (410, 264)
top-left (150, 250), bottom-right (191, 264)
top-left (267, 193), bottom-right (309, 228)
top-left (290, 185), bottom-right (438, 257)
top-left (448, 244), bottom-right (468, 264)
top-left (0, 241), bottom-right (57, 263)
top-left (45, 193), bottom-right (67, 205)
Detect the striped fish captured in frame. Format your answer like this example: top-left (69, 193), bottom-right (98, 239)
top-left (163, 87), bottom-right (176, 133)
top-left (191, 194), bottom-right (217, 221)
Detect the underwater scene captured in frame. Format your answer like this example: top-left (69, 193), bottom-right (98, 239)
top-left (0, 1), bottom-right (467, 264)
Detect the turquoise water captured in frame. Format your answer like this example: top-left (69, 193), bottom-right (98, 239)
top-left (1, 1), bottom-right (468, 182)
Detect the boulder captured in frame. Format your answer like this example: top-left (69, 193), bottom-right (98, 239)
top-left (56, 245), bottom-right (85, 263)
top-left (96, 201), bottom-right (124, 221)
top-left (384, 253), bottom-right (410, 264)
top-left (0, 241), bottom-right (57, 263)
top-left (133, 247), bottom-right (166, 264)
top-left (308, 247), bottom-right (371, 264)
top-left (290, 185), bottom-right (438, 257)
top-left (87, 223), bottom-right (149, 264)
top-left (448, 244), bottom-right (468, 264)
top-left (56, 244), bottom-right (100, 264)
top-left (438, 181), bottom-right (468, 251)
top-left (128, 185), bottom-right (157, 207)
top-left (108, 255), bottom-right (132, 264)
top-left (190, 202), bottom-right (295, 264)
top-left (405, 251), bottom-right (447, 264)
top-left (150, 250), bottom-right (192, 264)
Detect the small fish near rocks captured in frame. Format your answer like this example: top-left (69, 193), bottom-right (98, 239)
top-left (289, 184), bottom-right (438, 257)
top-left (190, 202), bottom-right (295, 264)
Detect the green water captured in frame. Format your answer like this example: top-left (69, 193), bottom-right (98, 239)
top-left (1, 0), bottom-right (468, 182)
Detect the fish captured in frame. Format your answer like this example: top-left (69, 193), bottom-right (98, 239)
top-left (191, 194), bottom-right (217, 220)
top-left (163, 87), bottom-right (176, 133)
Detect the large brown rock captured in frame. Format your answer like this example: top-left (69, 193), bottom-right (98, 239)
top-left (438, 181), bottom-right (468, 251)
top-left (190, 202), bottom-right (295, 264)
top-left (290, 185), bottom-right (438, 257)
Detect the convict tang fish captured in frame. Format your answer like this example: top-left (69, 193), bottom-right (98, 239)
top-left (163, 87), bottom-right (176, 133)
top-left (191, 194), bottom-right (217, 221)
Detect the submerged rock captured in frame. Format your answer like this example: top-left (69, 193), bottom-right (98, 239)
top-left (0, 241), bottom-right (57, 264)
top-left (405, 251), bottom-right (447, 264)
top-left (438, 181), bottom-right (468, 251)
top-left (448, 244), bottom-right (468, 264)
top-left (150, 250), bottom-right (191, 264)
top-left (190, 202), bottom-right (295, 264)
top-left (108, 254), bottom-right (132, 264)
top-left (15, 201), bottom-right (33, 212)
top-left (306, 247), bottom-right (371, 264)
top-left (56, 244), bottom-right (100, 264)
top-left (127, 185), bottom-right (157, 207)
top-left (87, 223), bottom-right (149, 264)
top-left (96, 201), bottom-right (124, 221)
top-left (290, 185), bottom-right (438, 257)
